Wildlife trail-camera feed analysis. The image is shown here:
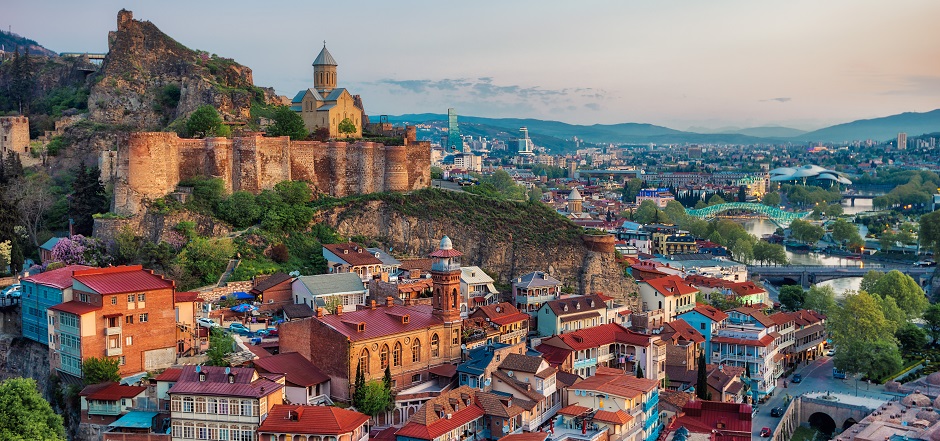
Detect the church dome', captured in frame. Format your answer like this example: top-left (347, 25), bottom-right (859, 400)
top-left (440, 236), bottom-right (453, 251)
top-left (902, 393), bottom-right (932, 407)
top-left (313, 43), bottom-right (337, 66)
top-left (933, 395), bottom-right (940, 409)
top-left (568, 188), bottom-right (583, 201)
top-left (926, 372), bottom-right (940, 386)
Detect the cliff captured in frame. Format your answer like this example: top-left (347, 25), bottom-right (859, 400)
top-left (317, 190), bottom-right (639, 303)
top-left (88, 10), bottom-right (279, 130)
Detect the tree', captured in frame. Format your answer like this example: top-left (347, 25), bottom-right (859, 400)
top-left (356, 380), bottom-right (392, 416)
top-left (859, 270), bottom-right (884, 294)
top-left (829, 291), bottom-right (901, 379)
top-left (353, 364), bottom-right (366, 408)
top-left (803, 285), bottom-right (836, 315)
top-left (896, 323), bottom-right (929, 354)
top-left (82, 356), bottom-right (120, 385)
top-left (178, 237), bottom-right (235, 287)
top-left (878, 232), bottom-right (896, 254)
top-left (113, 225), bottom-right (142, 265)
top-left (831, 219), bottom-right (861, 249)
top-left (206, 328), bottom-right (235, 366)
top-left (0, 241), bottom-right (10, 273)
top-left (622, 179), bottom-right (644, 203)
top-left (70, 163), bottom-right (109, 236)
top-left (924, 303), bottom-right (940, 346)
top-left (50, 235), bottom-right (111, 267)
top-left (636, 365), bottom-right (644, 379)
top-left (9, 172), bottom-right (54, 247)
top-left (186, 105), bottom-right (230, 138)
top-left (707, 194), bottom-right (726, 206)
top-left (870, 270), bottom-right (929, 319)
top-left (761, 192), bottom-right (781, 207)
top-left (790, 219), bottom-right (824, 244)
top-left (753, 241), bottom-right (787, 266)
top-left (266, 106), bottom-right (308, 140)
top-left (217, 191), bottom-right (262, 229)
top-left (0, 377), bottom-right (65, 441)
top-left (383, 365), bottom-right (393, 408)
top-left (663, 200), bottom-right (687, 224)
top-left (731, 240), bottom-right (754, 265)
top-left (338, 117), bottom-right (357, 137)
top-left (634, 200), bottom-right (660, 224)
top-left (919, 210), bottom-right (940, 256)
top-left (695, 353), bottom-right (708, 400)
top-left (876, 294), bottom-right (906, 333)
top-left (737, 186), bottom-right (747, 202)
top-left (527, 187), bottom-right (542, 204)
top-left (779, 285), bottom-right (805, 311)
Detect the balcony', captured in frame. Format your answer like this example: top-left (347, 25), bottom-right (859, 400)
top-left (515, 294), bottom-right (558, 309)
top-left (573, 357), bottom-right (597, 370)
top-left (106, 346), bottom-right (122, 356)
top-left (88, 402), bottom-right (122, 416)
top-left (105, 326), bottom-right (122, 336)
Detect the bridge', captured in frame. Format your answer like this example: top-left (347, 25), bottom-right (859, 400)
top-left (687, 202), bottom-right (810, 227)
top-left (749, 264), bottom-right (934, 288)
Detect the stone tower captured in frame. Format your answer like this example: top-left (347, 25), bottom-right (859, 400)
top-left (313, 42), bottom-right (337, 94)
top-left (430, 236), bottom-right (462, 323)
top-left (568, 188), bottom-right (583, 214)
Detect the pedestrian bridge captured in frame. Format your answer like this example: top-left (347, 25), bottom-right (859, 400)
top-left (772, 392), bottom-right (887, 441)
top-left (686, 202), bottom-right (809, 227)
top-left (749, 264), bottom-right (934, 287)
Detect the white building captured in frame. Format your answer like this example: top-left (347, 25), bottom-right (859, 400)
top-left (459, 266), bottom-right (498, 317)
top-left (291, 273), bottom-right (367, 313)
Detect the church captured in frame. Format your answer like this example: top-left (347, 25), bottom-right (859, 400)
top-left (291, 43), bottom-right (365, 138)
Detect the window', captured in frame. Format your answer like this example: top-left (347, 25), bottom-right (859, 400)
top-left (412, 339), bottom-right (421, 363)
top-left (126, 315), bottom-right (134, 324)
top-left (359, 348), bottom-right (370, 374)
top-left (182, 397), bottom-right (194, 413)
top-left (111, 296), bottom-right (117, 305)
top-left (431, 334), bottom-right (440, 358)
top-left (380, 344), bottom-right (389, 369)
top-left (139, 313), bottom-right (148, 323)
top-left (393, 342), bottom-right (402, 367)
top-left (127, 295), bottom-right (134, 304)
top-left (138, 293), bottom-right (146, 302)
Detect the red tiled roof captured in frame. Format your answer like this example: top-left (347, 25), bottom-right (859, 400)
top-left (253, 352), bottom-right (329, 387)
top-left (711, 334), bottom-right (775, 347)
top-left (155, 368), bottom-right (182, 382)
top-left (543, 294), bottom-right (606, 317)
top-left (174, 291), bottom-right (200, 303)
top-left (472, 302), bottom-right (529, 326)
top-left (429, 248), bottom-right (463, 258)
top-left (323, 243), bottom-right (383, 266)
top-left (643, 275), bottom-right (698, 297)
top-left (395, 404), bottom-right (483, 440)
top-left (684, 305), bottom-right (729, 322)
top-left (664, 319), bottom-right (705, 344)
top-left (557, 405), bottom-right (590, 416)
top-left (167, 365), bottom-right (283, 398)
top-left (250, 272), bottom-right (292, 294)
top-left (768, 312), bottom-right (794, 326)
top-left (318, 304), bottom-right (444, 342)
top-left (49, 300), bottom-right (101, 315)
top-left (498, 433), bottom-right (549, 441)
top-left (573, 371), bottom-right (658, 400)
top-left (729, 306), bottom-right (775, 327)
top-left (22, 265), bottom-right (92, 289)
top-left (729, 281), bottom-right (766, 296)
top-left (258, 404), bottom-right (369, 435)
top-left (79, 382), bottom-right (147, 401)
top-left (554, 323), bottom-right (652, 351)
top-left (535, 344), bottom-right (570, 366)
top-left (399, 258), bottom-right (432, 272)
top-left (72, 265), bottom-right (174, 294)
top-left (592, 409), bottom-right (634, 425)
top-left (668, 400), bottom-right (752, 441)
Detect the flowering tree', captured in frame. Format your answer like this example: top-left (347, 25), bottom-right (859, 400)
top-left (50, 235), bottom-right (111, 267)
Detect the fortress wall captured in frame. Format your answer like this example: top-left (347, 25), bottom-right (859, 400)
top-left (406, 141), bottom-right (432, 190)
top-left (118, 132), bottom-right (180, 214)
top-left (114, 133), bottom-right (430, 214)
top-left (351, 142), bottom-right (376, 194)
top-left (255, 136), bottom-right (291, 190)
top-left (327, 142), bottom-right (347, 196)
top-left (207, 138), bottom-right (234, 193)
top-left (384, 145), bottom-right (409, 192)
top-left (233, 136), bottom-right (259, 193)
top-left (288, 141), bottom-right (321, 187)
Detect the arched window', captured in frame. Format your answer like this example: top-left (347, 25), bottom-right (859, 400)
top-left (393, 342), bottom-right (402, 367)
top-left (412, 339), bottom-right (421, 363)
top-left (381, 344), bottom-right (390, 369)
top-left (431, 334), bottom-right (440, 358)
top-left (359, 348), bottom-right (370, 374)
top-left (452, 288), bottom-right (458, 308)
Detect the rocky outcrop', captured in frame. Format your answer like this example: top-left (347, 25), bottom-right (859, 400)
top-left (93, 206), bottom-right (232, 247)
top-left (88, 9), bottom-right (278, 130)
top-left (319, 198), bottom-right (639, 303)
